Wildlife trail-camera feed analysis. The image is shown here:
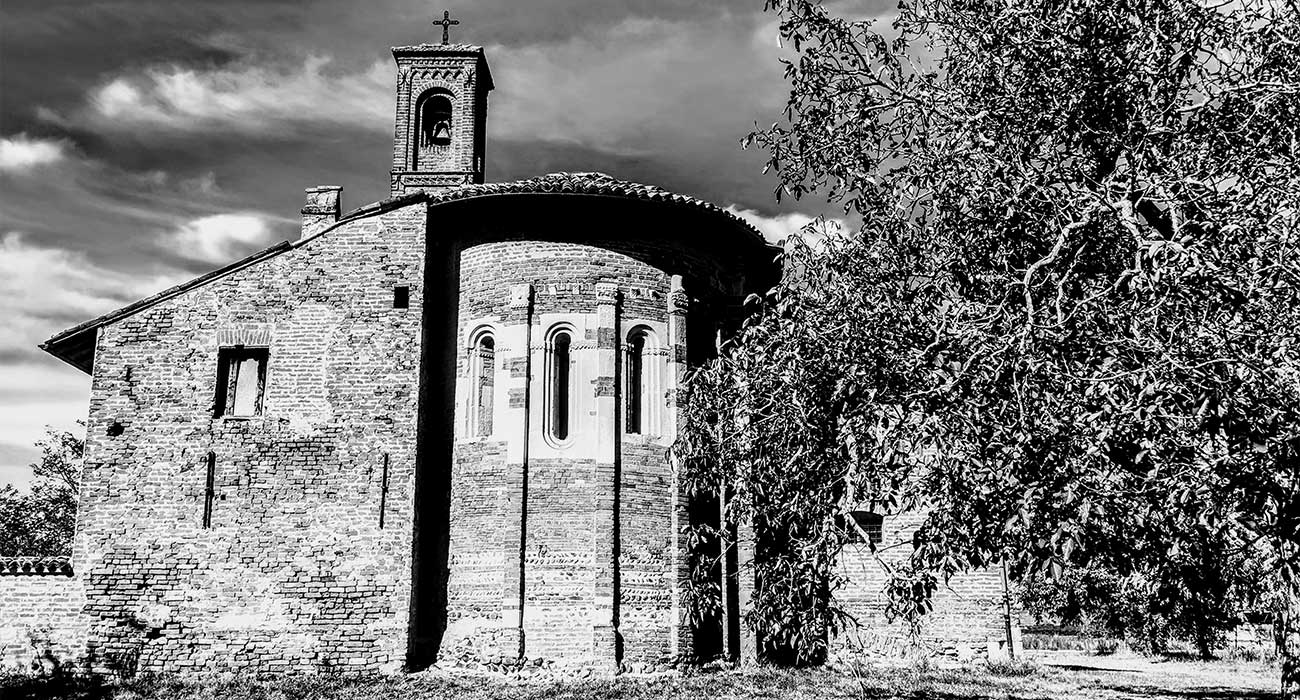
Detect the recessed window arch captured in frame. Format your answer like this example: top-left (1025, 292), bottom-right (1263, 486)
top-left (417, 89), bottom-right (454, 148)
top-left (624, 326), bottom-right (658, 435)
top-left (544, 325), bottom-right (576, 445)
top-left (468, 327), bottom-right (495, 437)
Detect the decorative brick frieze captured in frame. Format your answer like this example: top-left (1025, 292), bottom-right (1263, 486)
top-left (0, 557), bottom-right (73, 576)
top-left (390, 44), bottom-right (491, 195)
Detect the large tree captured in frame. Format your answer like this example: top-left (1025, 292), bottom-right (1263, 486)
top-left (676, 0), bottom-right (1300, 693)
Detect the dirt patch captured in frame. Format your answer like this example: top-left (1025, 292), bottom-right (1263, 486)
top-left (1032, 651), bottom-right (1280, 699)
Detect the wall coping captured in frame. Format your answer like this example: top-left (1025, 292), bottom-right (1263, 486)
top-left (0, 556), bottom-right (73, 576)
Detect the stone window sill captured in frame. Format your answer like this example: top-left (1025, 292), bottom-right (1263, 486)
top-left (460, 434), bottom-right (499, 444)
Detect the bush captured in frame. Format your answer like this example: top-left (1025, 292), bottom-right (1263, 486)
top-left (985, 659), bottom-right (1038, 678)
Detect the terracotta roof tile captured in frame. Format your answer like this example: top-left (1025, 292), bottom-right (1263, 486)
top-left (417, 172), bottom-right (764, 243)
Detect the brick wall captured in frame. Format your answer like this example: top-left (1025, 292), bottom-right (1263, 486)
top-left (16, 187), bottom-right (843, 676)
top-left (832, 511), bottom-right (1013, 660)
top-left (441, 236), bottom-right (728, 670)
top-left (53, 193), bottom-right (771, 675)
top-left (0, 563), bottom-right (85, 673)
top-left (72, 202), bottom-right (429, 674)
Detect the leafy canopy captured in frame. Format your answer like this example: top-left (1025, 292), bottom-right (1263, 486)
top-left (676, 0), bottom-right (1300, 667)
top-left (0, 426), bottom-right (83, 557)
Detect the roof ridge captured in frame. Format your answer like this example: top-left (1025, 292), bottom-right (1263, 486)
top-left (409, 172), bottom-right (762, 240)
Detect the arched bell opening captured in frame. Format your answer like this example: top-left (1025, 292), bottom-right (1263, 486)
top-left (414, 89), bottom-right (455, 169)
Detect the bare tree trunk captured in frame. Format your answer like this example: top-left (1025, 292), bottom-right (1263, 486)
top-left (1283, 580), bottom-right (1299, 700)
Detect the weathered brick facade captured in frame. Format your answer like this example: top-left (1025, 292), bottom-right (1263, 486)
top-left (389, 43), bottom-right (492, 196)
top-left (832, 514), bottom-right (1019, 661)
top-left (0, 559), bottom-right (85, 673)
top-left (10, 38), bottom-right (1014, 676)
top-left (67, 203), bottom-right (428, 674)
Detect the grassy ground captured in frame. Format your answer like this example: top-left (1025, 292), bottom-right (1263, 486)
top-left (0, 655), bottom-right (1282, 700)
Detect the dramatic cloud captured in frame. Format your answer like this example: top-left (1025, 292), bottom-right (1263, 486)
top-left (0, 232), bottom-right (189, 486)
top-left (61, 12), bottom-right (786, 157)
top-left (0, 134), bottom-right (67, 172)
top-left (84, 57), bottom-right (391, 135)
top-left (0, 1), bottom-right (873, 489)
top-left (0, 232), bottom-right (186, 359)
top-left (727, 206), bottom-right (846, 245)
top-left (491, 15), bottom-right (785, 153)
top-left (165, 213), bottom-right (278, 263)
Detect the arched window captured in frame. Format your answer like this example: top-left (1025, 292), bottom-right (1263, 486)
top-left (419, 92), bottom-right (453, 147)
top-left (625, 328), bottom-right (648, 434)
top-left (469, 331), bottom-right (495, 437)
top-left (546, 329), bottom-right (573, 443)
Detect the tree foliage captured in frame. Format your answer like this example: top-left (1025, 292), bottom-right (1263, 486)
top-left (674, 0), bottom-right (1300, 689)
top-left (0, 426), bottom-right (83, 557)
top-left (1022, 534), bottom-right (1282, 658)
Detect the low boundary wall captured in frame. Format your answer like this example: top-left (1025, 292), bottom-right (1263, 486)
top-left (0, 557), bottom-right (86, 673)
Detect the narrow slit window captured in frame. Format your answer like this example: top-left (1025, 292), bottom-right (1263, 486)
top-left (393, 286), bottom-right (410, 309)
top-left (472, 333), bottom-right (495, 437)
top-left (626, 330), bottom-right (646, 434)
top-left (214, 347), bottom-right (269, 417)
top-left (549, 331), bottom-right (572, 442)
top-left (378, 453), bottom-right (390, 529)
top-left (202, 452), bottom-right (216, 529)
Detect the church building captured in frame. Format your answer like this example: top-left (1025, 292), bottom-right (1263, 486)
top-left (1, 30), bottom-right (1013, 675)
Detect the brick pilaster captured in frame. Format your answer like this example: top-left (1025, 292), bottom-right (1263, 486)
top-left (499, 284), bottom-right (532, 659)
top-left (665, 275), bottom-right (693, 660)
top-left (592, 282), bottom-right (620, 668)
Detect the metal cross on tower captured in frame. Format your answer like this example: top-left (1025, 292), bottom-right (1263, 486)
top-left (432, 10), bottom-right (460, 45)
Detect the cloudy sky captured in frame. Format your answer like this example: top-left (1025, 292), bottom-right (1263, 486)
top-left (0, 0), bottom-right (885, 487)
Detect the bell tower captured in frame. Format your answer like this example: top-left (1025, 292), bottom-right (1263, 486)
top-left (390, 14), bottom-right (493, 197)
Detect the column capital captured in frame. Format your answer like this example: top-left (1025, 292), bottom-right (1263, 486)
top-left (668, 275), bottom-right (689, 316)
top-left (595, 282), bottom-right (620, 304)
top-left (509, 283), bottom-right (533, 308)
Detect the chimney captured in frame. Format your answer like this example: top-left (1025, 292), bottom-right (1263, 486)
top-left (300, 186), bottom-right (342, 239)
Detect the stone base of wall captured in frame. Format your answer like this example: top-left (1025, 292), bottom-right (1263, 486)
top-left (0, 566), bottom-right (87, 674)
top-left (831, 622), bottom-right (1021, 664)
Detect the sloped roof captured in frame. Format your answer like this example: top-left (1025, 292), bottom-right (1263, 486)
top-left (346, 172), bottom-right (765, 244)
top-left (40, 173), bottom-right (769, 374)
top-left (440, 172), bottom-right (764, 243)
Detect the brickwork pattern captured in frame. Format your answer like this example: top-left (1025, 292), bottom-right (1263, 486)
top-left (832, 511), bottom-right (1013, 660)
top-left (72, 203), bottom-right (429, 674)
top-left (0, 575), bottom-right (86, 673)
top-left (390, 46), bottom-right (490, 195)
top-left (441, 238), bottom-right (747, 672)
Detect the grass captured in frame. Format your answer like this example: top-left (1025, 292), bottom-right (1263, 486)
top-left (0, 656), bottom-right (1283, 700)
